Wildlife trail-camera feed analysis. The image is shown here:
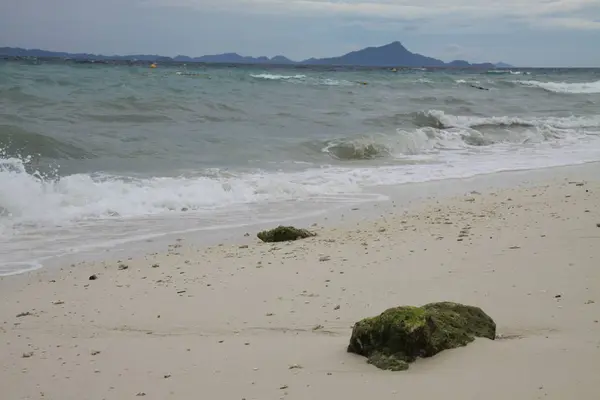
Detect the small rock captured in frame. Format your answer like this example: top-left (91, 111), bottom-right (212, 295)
top-left (16, 312), bottom-right (32, 318)
top-left (509, 246), bottom-right (521, 250)
top-left (288, 364), bottom-right (303, 369)
top-left (334, 305), bottom-right (341, 310)
top-left (257, 226), bottom-right (315, 243)
top-left (91, 350), bottom-right (101, 356)
top-left (596, 223), bottom-right (600, 228)
top-left (279, 385), bottom-right (289, 390)
top-left (319, 256), bottom-right (331, 262)
top-left (585, 300), bottom-right (595, 305)
top-left (312, 324), bottom-right (324, 331)
top-left (239, 244), bottom-right (249, 249)
top-left (164, 374), bottom-right (171, 379)
top-left (52, 301), bottom-right (65, 305)
top-left (89, 274), bottom-right (98, 281)
top-left (118, 264), bottom-right (129, 270)
top-left (555, 294), bottom-right (562, 299)
top-left (22, 352), bottom-right (34, 358)
top-left (136, 393), bottom-right (146, 397)
top-left (151, 264), bottom-right (160, 268)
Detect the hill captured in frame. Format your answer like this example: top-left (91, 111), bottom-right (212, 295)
top-left (0, 43), bottom-right (505, 68)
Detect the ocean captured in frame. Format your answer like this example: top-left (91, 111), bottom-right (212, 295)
top-left (1, 61), bottom-right (600, 275)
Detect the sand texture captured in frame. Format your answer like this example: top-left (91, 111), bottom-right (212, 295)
top-left (1, 174), bottom-right (600, 399)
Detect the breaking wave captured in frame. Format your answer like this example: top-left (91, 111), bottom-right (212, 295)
top-left (318, 110), bottom-right (600, 161)
top-left (250, 73), bottom-right (354, 86)
top-left (250, 73), bottom-right (307, 80)
top-left (0, 152), bottom-right (362, 227)
top-left (519, 80), bottom-right (600, 94)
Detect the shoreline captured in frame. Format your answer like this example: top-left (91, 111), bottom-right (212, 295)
top-left (1, 162), bottom-right (599, 398)
top-left (3, 161), bottom-right (600, 277)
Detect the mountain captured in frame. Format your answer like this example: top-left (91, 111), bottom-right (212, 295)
top-left (303, 41), bottom-right (448, 67)
top-left (0, 43), bottom-right (503, 68)
top-left (191, 53), bottom-right (294, 64)
top-left (495, 62), bottom-right (514, 68)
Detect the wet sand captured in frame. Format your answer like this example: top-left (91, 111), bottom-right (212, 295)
top-left (1, 168), bottom-right (600, 399)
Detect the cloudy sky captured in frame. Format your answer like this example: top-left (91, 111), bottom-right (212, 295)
top-left (2, 0), bottom-right (600, 66)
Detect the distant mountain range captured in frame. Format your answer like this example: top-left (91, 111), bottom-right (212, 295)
top-left (0, 42), bottom-right (512, 68)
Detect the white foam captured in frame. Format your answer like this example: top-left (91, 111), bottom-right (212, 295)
top-left (0, 155), bottom-right (366, 228)
top-left (250, 74), bottom-right (306, 80)
top-left (519, 80), bottom-right (600, 94)
top-left (249, 73), bottom-right (353, 86)
top-left (426, 109), bottom-right (600, 130)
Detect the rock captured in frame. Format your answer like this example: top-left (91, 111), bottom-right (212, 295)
top-left (16, 312), bottom-right (32, 318)
top-left (367, 352), bottom-right (409, 371)
top-left (118, 264), bottom-right (129, 270)
top-left (256, 226), bottom-right (315, 243)
top-left (347, 302), bottom-right (496, 371)
top-left (89, 274), bottom-right (98, 281)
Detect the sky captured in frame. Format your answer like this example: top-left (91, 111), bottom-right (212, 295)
top-left (1, 0), bottom-right (600, 67)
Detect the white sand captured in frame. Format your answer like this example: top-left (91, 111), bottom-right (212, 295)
top-left (1, 170), bottom-right (600, 399)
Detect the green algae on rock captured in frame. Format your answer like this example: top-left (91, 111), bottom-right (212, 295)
top-left (256, 226), bottom-right (316, 243)
top-left (347, 302), bottom-right (496, 371)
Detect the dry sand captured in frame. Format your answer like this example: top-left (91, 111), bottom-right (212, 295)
top-left (1, 171), bottom-right (600, 399)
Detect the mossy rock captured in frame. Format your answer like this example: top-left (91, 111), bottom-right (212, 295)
top-left (256, 226), bottom-right (316, 243)
top-left (347, 302), bottom-right (496, 370)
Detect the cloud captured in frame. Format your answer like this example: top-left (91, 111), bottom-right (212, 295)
top-left (2, 0), bottom-right (600, 66)
top-left (140, 0), bottom-right (600, 30)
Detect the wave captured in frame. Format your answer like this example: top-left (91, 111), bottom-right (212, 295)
top-left (320, 110), bottom-right (600, 161)
top-left (0, 154), bottom-right (362, 227)
top-left (0, 125), bottom-right (90, 160)
top-left (250, 73), bottom-right (307, 80)
top-left (519, 80), bottom-right (600, 94)
top-left (486, 70), bottom-right (527, 75)
top-left (250, 73), bottom-right (354, 86)
top-left (321, 136), bottom-right (391, 160)
top-left (416, 110), bottom-right (600, 130)
top-left (4, 106), bottom-right (600, 230)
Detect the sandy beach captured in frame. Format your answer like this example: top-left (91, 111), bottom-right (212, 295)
top-left (2, 167), bottom-right (600, 400)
